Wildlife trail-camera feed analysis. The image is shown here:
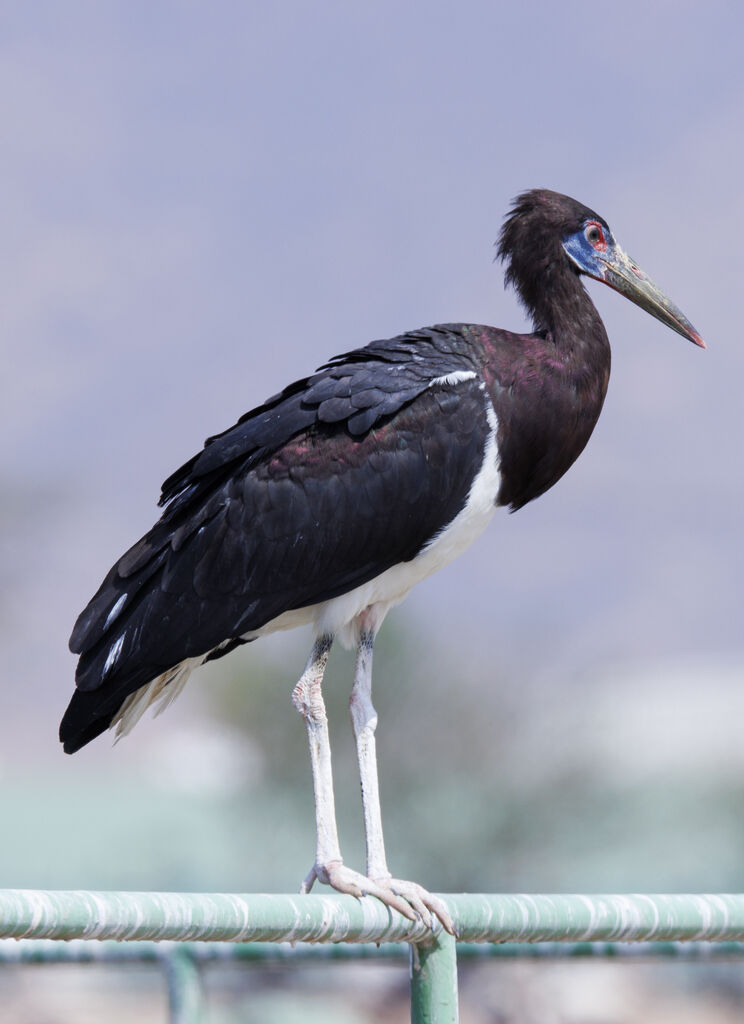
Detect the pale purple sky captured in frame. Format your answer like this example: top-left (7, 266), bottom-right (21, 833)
top-left (2, 2), bottom-right (743, 760)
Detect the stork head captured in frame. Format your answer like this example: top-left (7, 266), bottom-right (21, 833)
top-left (562, 210), bottom-right (705, 348)
top-left (498, 189), bottom-right (705, 348)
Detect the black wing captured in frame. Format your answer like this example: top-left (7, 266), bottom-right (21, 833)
top-left (61, 327), bottom-right (490, 752)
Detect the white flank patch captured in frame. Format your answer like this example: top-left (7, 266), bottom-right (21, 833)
top-left (428, 370), bottom-right (477, 387)
top-left (319, 396), bottom-right (500, 645)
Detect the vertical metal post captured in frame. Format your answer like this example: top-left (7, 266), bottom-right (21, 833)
top-left (409, 932), bottom-right (458, 1024)
top-left (164, 946), bottom-right (205, 1024)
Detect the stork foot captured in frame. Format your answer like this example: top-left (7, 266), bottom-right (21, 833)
top-left (301, 861), bottom-right (454, 934)
top-left (375, 877), bottom-right (455, 936)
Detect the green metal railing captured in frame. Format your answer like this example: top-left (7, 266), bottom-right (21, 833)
top-left (2, 890), bottom-right (744, 1022)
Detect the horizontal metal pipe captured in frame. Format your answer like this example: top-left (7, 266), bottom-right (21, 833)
top-left (3, 938), bottom-right (744, 965)
top-left (1, 891), bottom-right (744, 945)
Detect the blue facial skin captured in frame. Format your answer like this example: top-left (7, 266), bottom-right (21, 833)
top-left (562, 221), bottom-right (615, 282)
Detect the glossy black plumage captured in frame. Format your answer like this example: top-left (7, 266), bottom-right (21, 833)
top-left (62, 329), bottom-right (496, 751)
top-left (61, 189), bottom-right (702, 755)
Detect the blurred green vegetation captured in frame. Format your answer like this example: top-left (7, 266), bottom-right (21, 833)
top-left (4, 618), bottom-right (744, 899)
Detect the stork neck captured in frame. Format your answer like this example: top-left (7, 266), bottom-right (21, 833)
top-left (478, 268), bottom-right (612, 512)
top-left (531, 266), bottom-right (607, 358)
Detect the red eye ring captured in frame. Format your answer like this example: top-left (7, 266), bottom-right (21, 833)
top-left (585, 220), bottom-right (607, 250)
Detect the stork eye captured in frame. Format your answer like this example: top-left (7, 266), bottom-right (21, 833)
top-left (585, 222), bottom-right (605, 248)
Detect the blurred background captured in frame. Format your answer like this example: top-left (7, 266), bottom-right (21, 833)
top-left (2, 1), bottom-right (743, 1020)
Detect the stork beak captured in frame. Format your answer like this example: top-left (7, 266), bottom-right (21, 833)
top-left (599, 245), bottom-right (706, 349)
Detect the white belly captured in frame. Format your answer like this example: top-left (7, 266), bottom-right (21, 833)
top-left (252, 399), bottom-right (501, 647)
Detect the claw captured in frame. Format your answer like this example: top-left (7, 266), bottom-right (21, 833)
top-left (378, 878), bottom-right (456, 936)
top-left (303, 861), bottom-right (454, 933)
top-left (325, 863), bottom-right (419, 921)
top-left (300, 864), bottom-right (318, 894)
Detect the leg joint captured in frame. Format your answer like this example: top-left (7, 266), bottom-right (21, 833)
top-left (291, 634), bottom-right (333, 722)
top-left (292, 675), bottom-right (328, 723)
top-left (349, 688), bottom-right (377, 735)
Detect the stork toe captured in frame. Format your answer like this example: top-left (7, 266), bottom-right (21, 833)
top-left (375, 877), bottom-right (455, 935)
top-left (326, 862), bottom-right (421, 921)
top-left (305, 861), bottom-right (454, 927)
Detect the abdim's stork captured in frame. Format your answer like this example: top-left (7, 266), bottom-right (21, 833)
top-left (61, 190), bottom-right (704, 932)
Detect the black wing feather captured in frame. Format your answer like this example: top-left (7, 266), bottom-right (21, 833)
top-left (62, 327), bottom-right (487, 753)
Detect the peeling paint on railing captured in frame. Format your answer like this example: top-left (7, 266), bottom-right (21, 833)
top-left (1, 891), bottom-right (744, 945)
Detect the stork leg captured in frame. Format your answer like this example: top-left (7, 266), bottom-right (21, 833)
top-left (291, 633), bottom-right (425, 925)
top-left (349, 628), bottom-right (455, 935)
top-left (291, 635), bottom-right (342, 886)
